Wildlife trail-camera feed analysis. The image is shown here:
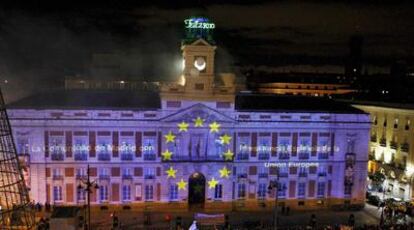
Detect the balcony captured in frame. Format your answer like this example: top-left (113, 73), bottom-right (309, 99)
top-left (298, 172), bottom-right (308, 177)
top-left (236, 154), bottom-right (249, 160)
top-left (168, 155), bottom-right (224, 162)
top-left (258, 173), bottom-right (268, 178)
top-left (99, 175), bottom-right (110, 180)
top-left (74, 153), bottom-right (88, 161)
top-left (51, 153), bottom-right (64, 161)
top-left (144, 175), bottom-right (155, 179)
top-left (401, 143), bottom-right (409, 153)
top-left (258, 153), bottom-right (270, 160)
top-left (278, 153), bottom-right (290, 160)
top-left (98, 153), bottom-right (111, 161)
top-left (121, 154), bottom-right (134, 161)
top-left (122, 175), bottom-right (133, 180)
top-left (298, 153), bottom-right (310, 160)
top-left (370, 135), bottom-right (377, 142)
top-left (318, 153), bottom-right (329, 160)
top-left (52, 175), bottom-right (64, 180)
top-left (237, 173), bottom-right (248, 179)
top-left (143, 154), bottom-right (156, 161)
top-left (76, 175), bottom-right (87, 180)
top-left (390, 141), bottom-right (398, 150)
top-left (278, 172), bottom-right (288, 178)
top-left (379, 138), bottom-right (386, 147)
top-left (318, 172), bottom-right (327, 177)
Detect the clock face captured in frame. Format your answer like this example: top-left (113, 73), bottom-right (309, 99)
top-left (194, 57), bottom-right (206, 71)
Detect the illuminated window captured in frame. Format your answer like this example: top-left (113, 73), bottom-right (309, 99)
top-left (145, 185), bottom-right (154, 201)
top-left (99, 185), bottom-right (109, 202)
top-left (122, 185), bottom-right (131, 201)
top-left (77, 186), bottom-right (86, 201)
top-left (120, 139), bottom-right (134, 155)
top-left (405, 119), bottom-right (410, 130)
top-left (53, 186), bottom-right (63, 202)
top-left (16, 137), bottom-right (29, 155)
top-left (237, 183), bottom-right (246, 199)
top-left (169, 184), bottom-right (178, 201)
top-left (74, 137), bottom-right (88, 155)
top-left (317, 182), bottom-right (325, 198)
top-left (257, 183), bottom-right (266, 199)
top-left (277, 182), bottom-right (287, 197)
top-left (214, 184), bottom-right (223, 199)
top-left (298, 182), bottom-right (306, 198)
top-left (394, 118), bottom-right (399, 129)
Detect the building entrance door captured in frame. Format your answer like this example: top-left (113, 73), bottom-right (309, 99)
top-left (188, 172), bottom-right (206, 208)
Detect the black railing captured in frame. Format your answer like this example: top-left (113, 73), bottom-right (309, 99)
top-left (318, 153), bottom-right (329, 160)
top-left (258, 173), bottom-right (268, 178)
top-left (98, 153), bottom-right (111, 161)
top-left (74, 153), bottom-right (88, 161)
top-left (318, 172), bottom-right (327, 177)
top-left (258, 153), bottom-right (270, 160)
top-left (401, 143), bottom-right (409, 152)
top-left (390, 141), bottom-right (398, 150)
top-left (236, 154), bottom-right (249, 160)
top-left (76, 175), bottom-right (87, 180)
top-left (99, 175), bottom-right (110, 180)
top-left (52, 175), bottom-right (63, 180)
top-left (237, 173), bottom-right (248, 179)
top-left (51, 153), bottom-right (64, 161)
top-left (379, 138), bottom-right (386, 147)
top-left (298, 172), bottom-right (308, 177)
top-left (370, 135), bottom-right (377, 142)
top-left (122, 175), bottom-right (133, 180)
top-left (143, 154), bottom-right (156, 161)
top-left (278, 172), bottom-right (288, 177)
top-left (279, 153), bottom-right (290, 160)
top-left (144, 175), bottom-right (155, 179)
top-left (298, 153), bottom-right (310, 160)
top-left (121, 154), bottom-right (134, 161)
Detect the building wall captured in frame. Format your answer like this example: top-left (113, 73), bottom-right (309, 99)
top-left (9, 105), bottom-right (370, 210)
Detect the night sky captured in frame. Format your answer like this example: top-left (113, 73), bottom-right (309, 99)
top-left (1, 0), bottom-right (413, 102)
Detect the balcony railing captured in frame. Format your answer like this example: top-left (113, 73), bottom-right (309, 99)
top-left (379, 138), bottom-right (386, 147)
top-left (122, 175), bottom-right (133, 180)
top-left (278, 153), bottom-right (290, 160)
top-left (390, 141), bottom-right (398, 150)
top-left (318, 153), bottom-right (329, 160)
top-left (298, 153), bottom-right (310, 160)
top-left (143, 154), bottom-right (156, 161)
top-left (236, 154), bottom-right (249, 160)
top-left (76, 175), bottom-right (87, 180)
top-left (258, 153), bottom-right (270, 160)
top-left (318, 172), bottom-right (327, 177)
top-left (370, 135), bottom-right (377, 142)
top-left (258, 173), bottom-right (268, 178)
top-left (401, 143), bottom-right (409, 152)
top-left (74, 153), bottom-right (88, 161)
top-left (52, 175), bottom-right (64, 180)
top-left (99, 175), bottom-right (110, 180)
top-left (237, 173), bottom-right (248, 179)
top-left (278, 172), bottom-right (288, 178)
top-left (298, 172), bottom-right (308, 177)
top-left (144, 175), bottom-right (155, 179)
top-left (51, 153), bottom-right (64, 161)
top-left (98, 153), bottom-right (111, 161)
top-left (121, 154), bottom-right (134, 161)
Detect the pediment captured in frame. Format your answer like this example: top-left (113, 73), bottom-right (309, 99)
top-left (161, 103), bottom-right (235, 123)
top-left (191, 38), bottom-right (212, 46)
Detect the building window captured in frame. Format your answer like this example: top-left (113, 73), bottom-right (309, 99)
top-left (73, 137), bottom-right (88, 155)
top-left (50, 137), bottom-right (64, 155)
top-left (77, 186), bottom-right (86, 202)
top-left (383, 118), bottom-right (387, 127)
top-left (97, 139), bottom-right (111, 155)
top-left (122, 185), bottom-right (131, 201)
top-left (373, 116), bottom-right (377, 125)
top-left (317, 182), bottom-right (326, 198)
top-left (405, 119), bottom-right (410, 131)
top-left (238, 137), bottom-right (250, 155)
top-left (169, 184), bottom-right (178, 201)
top-left (52, 168), bottom-right (63, 179)
top-left (344, 185), bottom-right (352, 196)
top-left (277, 182), bottom-right (287, 198)
top-left (99, 185), bottom-right (109, 202)
top-left (237, 184), bottom-right (246, 199)
top-left (120, 139), bottom-right (134, 155)
top-left (99, 168), bottom-right (109, 178)
top-left (16, 137), bottom-right (29, 155)
top-left (214, 184), bottom-right (223, 199)
top-left (394, 118), bottom-right (399, 129)
top-left (257, 183), bottom-right (266, 199)
top-left (144, 167), bottom-right (155, 179)
top-left (298, 182), bottom-right (306, 198)
top-left (53, 186), bottom-right (63, 202)
top-left (122, 168), bottom-right (132, 178)
top-left (145, 185), bottom-right (154, 201)
top-left (143, 138), bottom-right (156, 158)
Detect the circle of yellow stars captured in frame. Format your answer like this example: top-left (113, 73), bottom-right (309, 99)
top-left (161, 117), bottom-right (234, 190)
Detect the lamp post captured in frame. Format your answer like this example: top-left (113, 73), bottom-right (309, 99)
top-left (267, 175), bottom-right (280, 230)
top-left (77, 164), bottom-right (99, 230)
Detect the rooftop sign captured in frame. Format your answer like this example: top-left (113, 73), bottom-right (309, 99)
top-left (184, 17), bottom-right (215, 29)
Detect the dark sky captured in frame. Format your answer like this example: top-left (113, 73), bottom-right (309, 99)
top-left (1, 0), bottom-right (414, 102)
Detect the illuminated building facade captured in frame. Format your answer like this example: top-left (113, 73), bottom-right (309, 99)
top-left (353, 103), bottom-right (414, 200)
top-left (7, 18), bottom-right (371, 211)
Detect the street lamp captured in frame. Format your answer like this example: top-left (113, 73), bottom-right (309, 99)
top-left (77, 164), bottom-right (99, 230)
top-left (267, 175), bottom-right (279, 230)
